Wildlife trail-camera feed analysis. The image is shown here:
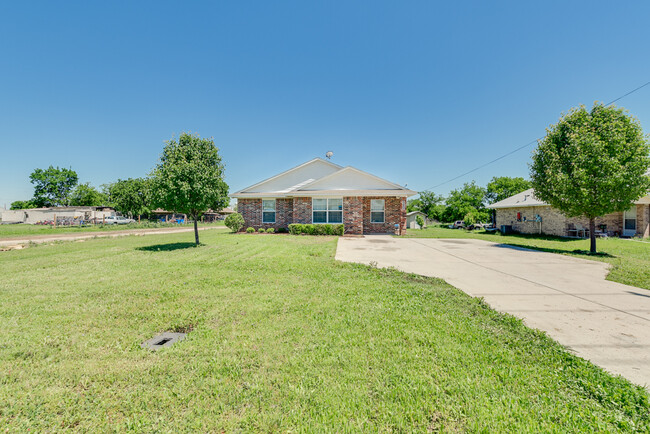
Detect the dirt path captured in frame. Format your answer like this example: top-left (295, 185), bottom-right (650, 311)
top-left (0, 226), bottom-right (227, 248)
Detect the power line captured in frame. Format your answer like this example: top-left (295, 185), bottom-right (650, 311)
top-left (420, 80), bottom-right (650, 192)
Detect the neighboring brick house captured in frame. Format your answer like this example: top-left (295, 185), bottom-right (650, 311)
top-left (488, 188), bottom-right (650, 238)
top-left (231, 158), bottom-right (416, 235)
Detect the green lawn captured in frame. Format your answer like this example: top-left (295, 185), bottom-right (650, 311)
top-left (405, 226), bottom-right (650, 290)
top-left (1, 232), bottom-right (648, 431)
top-left (0, 220), bottom-right (224, 239)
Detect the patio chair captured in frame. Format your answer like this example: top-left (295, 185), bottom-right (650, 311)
top-left (574, 224), bottom-right (589, 238)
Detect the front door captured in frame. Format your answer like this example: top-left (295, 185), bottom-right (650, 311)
top-left (623, 206), bottom-right (637, 237)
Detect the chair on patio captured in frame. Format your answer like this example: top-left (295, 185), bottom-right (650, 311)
top-left (574, 224), bottom-right (589, 238)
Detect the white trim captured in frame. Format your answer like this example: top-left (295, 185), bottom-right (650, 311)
top-left (312, 197), bottom-right (343, 224)
top-left (297, 166), bottom-right (411, 192)
top-left (231, 158), bottom-right (342, 196)
top-left (370, 199), bottom-right (385, 223)
top-left (262, 199), bottom-right (276, 223)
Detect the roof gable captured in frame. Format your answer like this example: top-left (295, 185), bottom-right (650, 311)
top-left (487, 188), bottom-right (548, 209)
top-left (232, 158), bottom-right (342, 194)
top-left (297, 166), bottom-right (408, 192)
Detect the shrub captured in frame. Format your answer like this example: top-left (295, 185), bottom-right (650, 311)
top-left (288, 223), bottom-right (344, 236)
top-left (246, 227), bottom-right (255, 233)
top-left (224, 212), bottom-right (245, 232)
top-left (276, 227), bottom-right (288, 233)
top-left (266, 228), bottom-right (275, 233)
top-left (416, 215), bottom-right (425, 229)
top-left (258, 228), bottom-right (266, 233)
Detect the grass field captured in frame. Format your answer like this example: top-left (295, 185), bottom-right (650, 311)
top-left (405, 226), bottom-right (650, 290)
top-left (0, 221), bottom-right (224, 238)
top-left (1, 231), bottom-right (649, 431)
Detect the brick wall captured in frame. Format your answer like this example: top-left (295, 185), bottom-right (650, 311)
top-left (362, 196), bottom-right (404, 235)
top-left (237, 198), bottom-right (293, 230)
top-left (238, 195), bottom-right (409, 235)
top-left (343, 197), bottom-right (363, 234)
top-left (638, 204), bottom-right (650, 238)
top-left (293, 197), bottom-right (312, 224)
top-left (495, 206), bottom-right (626, 237)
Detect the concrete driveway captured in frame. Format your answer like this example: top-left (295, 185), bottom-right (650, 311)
top-left (336, 236), bottom-right (650, 388)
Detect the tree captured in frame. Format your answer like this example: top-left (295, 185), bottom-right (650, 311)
top-left (225, 212), bottom-right (245, 232)
top-left (415, 214), bottom-right (425, 229)
top-left (151, 133), bottom-right (229, 245)
top-left (29, 166), bottom-right (78, 207)
top-left (69, 183), bottom-right (108, 206)
top-left (530, 103), bottom-right (650, 253)
top-left (485, 176), bottom-right (532, 204)
top-left (10, 200), bottom-right (37, 210)
top-left (444, 181), bottom-right (489, 222)
top-left (107, 178), bottom-right (152, 218)
top-left (413, 191), bottom-right (447, 221)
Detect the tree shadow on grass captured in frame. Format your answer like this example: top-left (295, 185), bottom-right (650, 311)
top-left (136, 242), bottom-right (200, 252)
top-left (493, 242), bottom-right (616, 258)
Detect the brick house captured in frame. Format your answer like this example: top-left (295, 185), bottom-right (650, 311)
top-left (488, 188), bottom-right (650, 238)
top-left (230, 158), bottom-right (416, 235)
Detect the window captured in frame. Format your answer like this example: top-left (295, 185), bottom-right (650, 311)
top-left (313, 198), bottom-right (342, 224)
top-left (370, 199), bottom-right (385, 223)
top-left (262, 199), bottom-right (276, 223)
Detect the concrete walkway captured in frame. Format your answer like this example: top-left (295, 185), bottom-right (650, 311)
top-left (0, 225), bottom-right (227, 248)
top-left (336, 236), bottom-right (650, 389)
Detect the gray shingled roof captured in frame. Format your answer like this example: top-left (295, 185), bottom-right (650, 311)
top-left (486, 188), bottom-right (548, 209)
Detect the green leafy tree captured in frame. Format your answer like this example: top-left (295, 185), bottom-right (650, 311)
top-left (531, 103), bottom-right (650, 253)
top-left (225, 212), bottom-right (245, 232)
top-left (106, 178), bottom-right (152, 218)
top-left (485, 176), bottom-right (532, 204)
top-left (69, 183), bottom-right (108, 206)
top-left (10, 200), bottom-right (37, 210)
top-left (415, 214), bottom-right (425, 229)
top-left (151, 133), bottom-right (229, 245)
top-left (406, 198), bottom-right (422, 213)
top-left (444, 181), bottom-right (489, 222)
top-left (412, 191), bottom-right (447, 221)
top-left (29, 166), bottom-right (78, 207)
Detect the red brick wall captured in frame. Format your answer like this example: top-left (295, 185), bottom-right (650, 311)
top-left (343, 197), bottom-right (363, 234)
top-left (362, 196), bottom-right (405, 235)
top-left (293, 197), bottom-right (312, 224)
top-left (237, 198), bottom-right (293, 230)
top-left (238, 196), bottom-right (409, 235)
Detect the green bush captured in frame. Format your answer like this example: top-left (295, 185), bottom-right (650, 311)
top-left (224, 212), bottom-right (245, 232)
top-left (288, 224), bottom-right (344, 236)
top-left (266, 228), bottom-right (275, 233)
top-left (277, 227), bottom-right (288, 233)
top-left (246, 227), bottom-right (255, 233)
top-left (258, 228), bottom-right (266, 233)
top-left (416, 214), bottom-right (425, 229)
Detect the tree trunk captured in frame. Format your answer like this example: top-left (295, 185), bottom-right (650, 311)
top-left (193, 214), bottom-right (200, 245)
top-left (589, 217), bottom-right (596, 254)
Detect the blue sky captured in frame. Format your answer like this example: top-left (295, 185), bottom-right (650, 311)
top-left (1, 1), bottom-right (649, 207)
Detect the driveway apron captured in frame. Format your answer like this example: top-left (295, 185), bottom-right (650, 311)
top-left (335, 235), bottom-right (650, 389)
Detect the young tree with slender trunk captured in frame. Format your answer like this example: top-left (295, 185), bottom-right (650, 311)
top-left (151, 133), bottom-right (229, 245)
top-left (530, 103), bottom-right (650, 253)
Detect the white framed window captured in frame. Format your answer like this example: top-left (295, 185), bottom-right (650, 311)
top-left (370, 199), bottom-right (385, 223)
top-left (312, 198), bottom-right (342, 224)
top-left (262, 199), bottom-right (276, 223)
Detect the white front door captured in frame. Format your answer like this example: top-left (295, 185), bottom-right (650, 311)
top-left (623, 206), bottom-right (637, 237)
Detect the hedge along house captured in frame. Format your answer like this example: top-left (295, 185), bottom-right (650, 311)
top-left (231, 158), bottom-right (416, 235)
top-left (488, 188), bottom-right (650, 238)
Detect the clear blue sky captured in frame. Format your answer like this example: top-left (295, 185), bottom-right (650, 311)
top-left (2, 1), bottom-right (649, 207)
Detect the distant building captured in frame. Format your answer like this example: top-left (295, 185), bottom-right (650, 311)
top-left (0, 206), bottom-right (115, 224)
